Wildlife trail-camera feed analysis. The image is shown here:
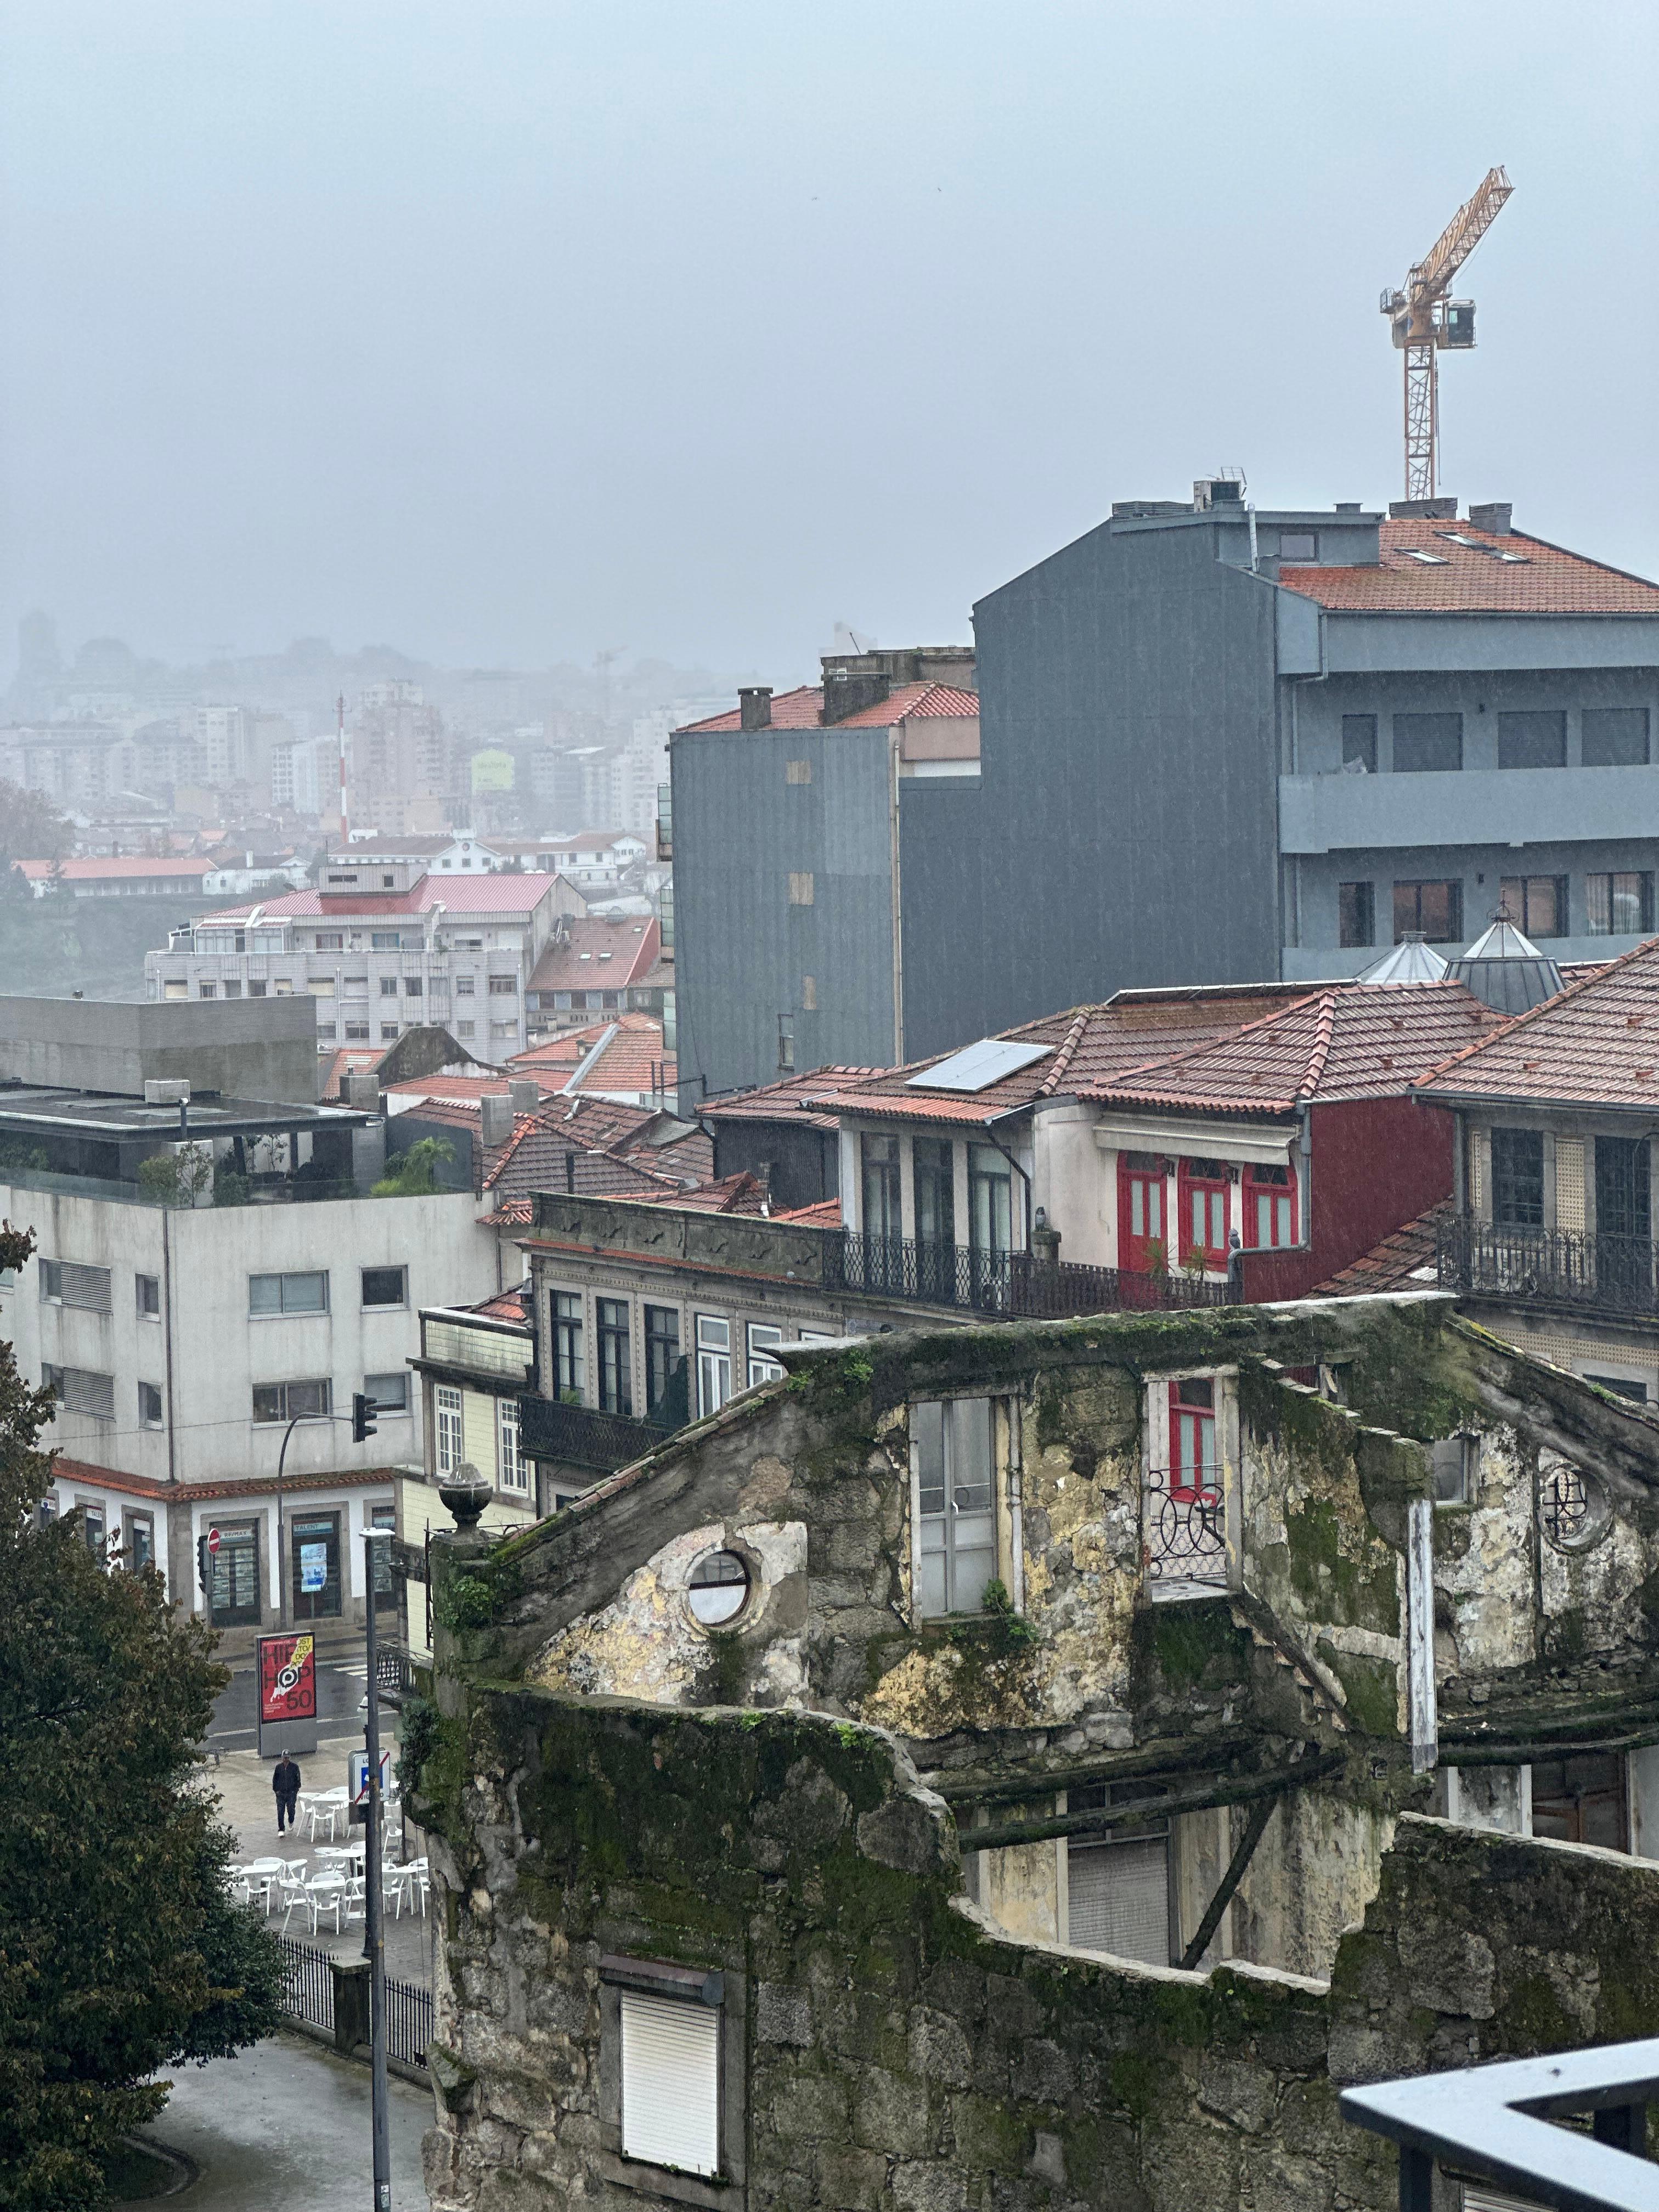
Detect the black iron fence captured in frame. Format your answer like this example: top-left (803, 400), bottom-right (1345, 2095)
top-left (519, 1394), bottom-right (678, 1473)
top-left (385, 1973), bottom-right (432, 2069)
top-left (826, 1233), bottom-right (1240, 1321)
top-left (278, 1935), bottom-right (334, 2035)
top-left (1437, 1214), bottom-right (1659, 1318)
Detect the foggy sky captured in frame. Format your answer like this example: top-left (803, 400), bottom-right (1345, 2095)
top-left (2, 1), bottom-right (1655, 690)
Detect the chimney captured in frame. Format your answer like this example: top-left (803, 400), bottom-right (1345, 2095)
top-left (509, 1078), bottom-right (540, 1116)
top-left (738, 687), bottom-right (773, 732)
top-left (1468, 501), bottom-right (1514, 537)
top-left (1389, 497), bottom-right (1458, 521)
top-left (479, 1092), bottom-right (515, 1147)
top-left (343, 1071), bottom-right (381, 1111)
top-left (821, 669), bottom-right (891, 725)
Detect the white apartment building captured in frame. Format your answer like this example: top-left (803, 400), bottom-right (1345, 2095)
top-left (10, 1172), bottom-right (504, 1652)
top-left (143, 858), bottom-right (573, 1066)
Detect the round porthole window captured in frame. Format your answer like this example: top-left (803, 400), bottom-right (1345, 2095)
top-left (1539, 1457), bottom-right (1611, 1553)
top-left (687, 1549), bottom-right (751, 1626)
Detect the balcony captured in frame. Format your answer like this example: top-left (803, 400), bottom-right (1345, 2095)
top-left (519, 1361), bottom-right (689, 1475)
top-left (1437, 1214), bottom-right (1659, 1319)
top-left (826, 1234), bottom-right (1240, 1320)
top-left (1279, 763), bottom-right (1659, 856)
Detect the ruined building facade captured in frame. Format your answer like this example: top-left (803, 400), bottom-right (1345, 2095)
top-left (412, 1293), bottom-right (1659, 2208)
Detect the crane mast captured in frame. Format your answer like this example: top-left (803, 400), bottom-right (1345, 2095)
top-left (1380, 167), bottom-right (1513, 501)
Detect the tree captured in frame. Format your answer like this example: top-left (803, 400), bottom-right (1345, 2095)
top-left (0, 781), bottom-right (70, 898)
top-left (0, 1222), bottom-right (284, 2207)
top-left (371, 1134), bottom-right (454, 1197)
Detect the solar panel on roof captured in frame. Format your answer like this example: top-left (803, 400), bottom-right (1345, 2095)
top-left (906, 1039), bottom-right (1052, 1092)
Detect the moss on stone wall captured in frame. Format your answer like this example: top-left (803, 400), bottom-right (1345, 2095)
top-left (1286, 1497), bottom-right (1400, 1637)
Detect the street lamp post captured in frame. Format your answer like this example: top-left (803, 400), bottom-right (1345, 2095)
top-left (363, 1527), bottom-right (392, 2210)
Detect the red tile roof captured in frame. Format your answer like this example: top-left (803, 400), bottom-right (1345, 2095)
top-left (1279, 517), bottom-right (1659, 616)
top-left (701, 1065), bottom-right (887, 1134)
top-left (17, 856), bottom-right (215, 882)
top-left (511, 1012), bottom-right (674, 1099)
top-left (527, 916), bottom-right (661, 996)
top-left (1414, 934), bottom-right (1659, 1110)
top-left (678, 681), bottom-right (978, 735)
top-left (776, 1198), bottom-right (842, 1226)
top-left (1317, 1203), bottom-right (1448, 1297)
top-left (201, 872), bottom-right (563, 923)
top-left (384, 1074), bottom-right (559, 1106)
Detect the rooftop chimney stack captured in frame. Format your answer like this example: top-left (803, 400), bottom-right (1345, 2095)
top-left (479, 1092), bottom-right (516, 1147)
top-left (1468, 501), bottom-right (1514, 536)
top-left (738, 687), bottom-right (773, 732)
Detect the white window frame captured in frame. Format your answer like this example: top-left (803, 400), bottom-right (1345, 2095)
top-left (746, 1324), bottom-right (785, 1389)
top-left (696, 1316), bottom-right (731, 1419)
top-left (497, 1397), bottom-right (527, 1493)
top-left (435, 1384), bottom-right (464, 1476)
top-left (910, 1396), bottom-right (998, 1620)
top-left (249, 1270), bottom-right (330, 1317)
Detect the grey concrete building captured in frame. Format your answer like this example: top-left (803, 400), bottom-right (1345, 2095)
top-left (939, 482), bottom-right (1659, 1041)
top-left (669, 646), bottom-right (978, 1106)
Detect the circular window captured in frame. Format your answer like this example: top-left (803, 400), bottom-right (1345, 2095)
top-left (1539, 1458), bottom-right (1611, 1553)
top-left (687, 1550), bottom-right (751, 1626)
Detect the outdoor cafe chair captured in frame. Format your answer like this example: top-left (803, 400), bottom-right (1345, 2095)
top-left (307, 1875), bottom-right (348, 1935)
top-left (274, 1874), bottom-right (312, 1936)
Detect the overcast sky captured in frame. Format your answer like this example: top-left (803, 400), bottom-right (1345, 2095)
top-left (1, 2), bottom-right (1654, 686)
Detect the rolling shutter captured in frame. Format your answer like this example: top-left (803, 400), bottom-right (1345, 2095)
top-left (1068, 1837), bottom-right (1170, 1965)
top-left (1462, 2186), bottom-right (1547, 2212)
top-left (619, 1989), bottom-right (719, 2177)
top-left (61, 1368), bottom-right (116, 1421)
top-left (61, 1263), bottom-right (112, 1313)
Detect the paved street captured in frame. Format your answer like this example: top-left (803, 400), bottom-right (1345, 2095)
top-left (137, 2029), bottom-right (430, 2208)
top-left (207, 1651), bottom-right (376, 1751)
top-left (205, 1740), bottom-right (436, 1987)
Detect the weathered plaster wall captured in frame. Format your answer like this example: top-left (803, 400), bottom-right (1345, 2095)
top-left (416, 1692), bottom-right (1659, 2212)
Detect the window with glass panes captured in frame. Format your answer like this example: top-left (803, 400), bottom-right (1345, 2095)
top-left (1117, 1153), bottom-right (1166, 1272)
top-left (1169, 1377), bottom-right (1218, 1504)
top-left (290, 1512), bottom-right (341, 1619)
top-left (1595, 1135), bottom-right (1650, 1243)
top-left (496, 1397), bottom-right (526, 1492)
top-left (1177, 1160), bottom-right (1230, 1268)
top-left (1490, 1127), bottom-right (1545, 1228)
top-left (1393, 879), bottom-right (1463, 943)
top-left (747, 1324), bottom-right (785, 1387)
top-left (912, 1136), bottom-right (955, 1246)
top-left (1587, 871), bottom-right (1654, 936)
top-left (860, 1133), bottom-right (901, 1241)
top-left (1245, 1162), bottom-right (1297, 1248)
top-left (597, 1299), bottom-right (633, 1415)
top-left (435, 1385), bottom-right (464, 1474)
top-left (207, 1521), bottom-right (261, 1625)
top-left (1392, 713), bottom-right (1462, 772)
top-left (968, 1144), bottom-right (1011, 1254)
top-left (645, 1305), bottom-right (681, 1415)
top-left (912, 1396), bottom-right (996, 1618)
top-left (1582, 708), bottom-right (1650, 768)
top-left (1339, 882), bottom-right (1374, 948)
top-left (553, 1292), bottom-right (585, 1398)
top-left (696, 1315), bottom-right (730, 1417)
top-left (1496, 710), bottom-right (1566, 770)
top-left (1498, 876), bottom-right (1566, 938)
top-left (1530, 1753), bottom-right (1628, 1849)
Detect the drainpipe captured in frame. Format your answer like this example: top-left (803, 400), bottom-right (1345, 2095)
top-left (984, 1113), bottom-right (1033, 1249)
top-left (1006, 1396), bottom-right (1025, 1612)
top-left (161, 1209), bottom-right (178, 1491)
top-left (888, 729), bottom-right (905, 1063)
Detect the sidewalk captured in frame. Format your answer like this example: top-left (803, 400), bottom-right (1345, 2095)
top-left (135, 2028), bottom-right (430, 2208)
top-left (202, 1740), bottom-right (435, 1988)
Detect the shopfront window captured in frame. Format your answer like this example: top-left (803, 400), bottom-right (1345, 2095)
top-left (290, 1513), bottom-right (342, 1620)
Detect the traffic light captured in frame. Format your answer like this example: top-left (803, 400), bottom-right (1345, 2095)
top-left (352, 1391), bottom-right (378, 1444)
top-left (197, 1534), bottom-right (210, 1591)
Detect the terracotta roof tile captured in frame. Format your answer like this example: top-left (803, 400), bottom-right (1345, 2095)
top-left (702, 1065), bottom-right (886, 1133)
top-left (1317, 1203), bottom-right (1449, 1297)
top-left (202, 872), bottom-right (563, 923)
top-left (1414, 934), bottom-right (1659, 1109)
top-left (678, 681), bottom-right (978, 735)
top-left (510, 1013), bottom-right (673, 1099)
top-left (526, 916), bottom-right (661, 995)
top-left (18, 856), bottom-right (215, 882)
top-left (1280, 517), bottom-right (1659, 616)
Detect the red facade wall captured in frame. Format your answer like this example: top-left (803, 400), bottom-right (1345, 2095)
top-left (1235, 1095), bottom-right (1451, 1305)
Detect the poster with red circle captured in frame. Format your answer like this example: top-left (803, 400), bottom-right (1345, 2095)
top-left (258, 1632), bottom-right (317, 1725)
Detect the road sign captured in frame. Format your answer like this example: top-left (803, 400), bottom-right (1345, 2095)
top-left (257, 1633), bottom-right (317, 1726)
top-left (206, 1526), bottom-right (222, 1555)
top-left (350, 1748), bottom-right (391, 1806)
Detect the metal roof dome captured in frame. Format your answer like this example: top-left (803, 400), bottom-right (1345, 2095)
top-left (1357, 933), bottom-right (1449, 985)
top-left (1443, 916), bottom-right (1565, 1014)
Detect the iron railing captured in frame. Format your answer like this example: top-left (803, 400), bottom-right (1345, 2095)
top-left (1437, 1215), bottom-right (1659, 1319)
top-left (518, 1393), bottom-right (678, 1474)
top-left (385, 1972), bottom-right (433, 2069)
top-left (277, 1935), bottom-right (334, 2034)
top-left (1143, 1466), bottom-right (1230, 1590)
top-left (826, 1233), bottom-right (1240, 1320)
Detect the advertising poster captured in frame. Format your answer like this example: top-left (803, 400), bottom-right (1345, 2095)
top-left (258, 1632), bottom-right (317, 1726)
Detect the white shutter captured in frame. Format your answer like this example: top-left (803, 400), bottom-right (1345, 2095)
top-left (1462, 2186), bottom-right (1548, 2212)
top-left (61, 1263), bottom-right (112, 1314)
top-left (63, 1368), bottom-right (116, 1421)
top-left (1067, 1838), bottom-right (1170, 1965)
top-left (620, 1990), bottom-right (719, 2177)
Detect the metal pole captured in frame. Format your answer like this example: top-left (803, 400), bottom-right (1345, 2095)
top-left (363, 1530), bottom-right (391, 2208)
top-left (275, 1414), bottom-right (303, 1632)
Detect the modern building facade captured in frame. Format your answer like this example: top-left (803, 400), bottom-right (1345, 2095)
top-left (931, 483), bottom-right (1659, 1043)
top-left (669, 646), bottom-right (979, 1104)
top-left (143, 857), bottom-right (582, 1067)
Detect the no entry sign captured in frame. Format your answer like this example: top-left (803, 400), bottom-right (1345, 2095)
top-left (206, 1526), bottom-right (222, 1555)
top-left (258, 1632), bottom-right (317, 1727)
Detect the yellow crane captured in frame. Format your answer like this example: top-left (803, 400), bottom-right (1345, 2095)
top-left (1380, 166), bottom-right (1514, 502)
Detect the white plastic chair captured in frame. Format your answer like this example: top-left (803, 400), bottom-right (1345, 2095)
top-left (382, 1863), bottom-right (414, 1919)
top-left (275, 1873), bottom-right (312, 1934)
top-left (308, 1875), bottom-right (347, 1934)
top-left (408, 1857), bottom-right (430, 1916)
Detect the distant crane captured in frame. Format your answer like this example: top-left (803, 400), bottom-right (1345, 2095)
top-left (1380, 167), bottom-right (1513, 501)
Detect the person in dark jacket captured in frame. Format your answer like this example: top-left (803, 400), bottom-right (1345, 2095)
top-left (273, 1752), bottom-right (302, 1833)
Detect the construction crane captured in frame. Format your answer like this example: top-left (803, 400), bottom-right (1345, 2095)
top-left (1380, 166), bottom-right (1513, 501)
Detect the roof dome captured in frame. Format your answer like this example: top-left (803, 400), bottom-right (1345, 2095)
top-left (1357, 933), bottom-right (1448, 985)
top-left (1444, 916), bottom-right (1565, 1014)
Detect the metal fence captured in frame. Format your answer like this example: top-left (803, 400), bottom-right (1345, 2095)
top-left (278, 1934), bottom-right (334, 2034)
top-left (386, 1973), bottom-right (433, 2068)
top-left (826, 1233), bottom-right (1240, 1321)
top-left (1437, 1215), bottom-right (1659, 1319)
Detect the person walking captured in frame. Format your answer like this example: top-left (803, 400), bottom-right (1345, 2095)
top-left (272, 1751), bottom-right (302, 1835)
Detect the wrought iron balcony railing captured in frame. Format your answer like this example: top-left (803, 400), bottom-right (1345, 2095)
top-left (825, 1233), bottom-right (1240, 1321)
top-left (518, 1358), bottom-right (689, 1475)
top-left (1437, 1214), bottom-right (1659, 1319)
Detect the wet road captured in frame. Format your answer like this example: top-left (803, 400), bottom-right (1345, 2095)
top-left (208, 1656), bottom-right (381, 1748)
top-left (138, 2030), bottom-right (430, 2207)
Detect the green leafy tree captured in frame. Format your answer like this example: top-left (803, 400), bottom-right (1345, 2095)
top-left (371, 1134), bottom-right (454, 1197)
top-left (0, 1223), bottom-right (284, 2208)
top-left (0, 781), bottom-right (70, 896)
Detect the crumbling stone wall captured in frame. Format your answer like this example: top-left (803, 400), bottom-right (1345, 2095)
top-left (417, 1690), bottom-right (1659, 2212)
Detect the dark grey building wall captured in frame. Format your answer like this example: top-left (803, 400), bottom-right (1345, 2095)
top-left (672, 724), bottom-right (898, 1106)
top-left (943, 515), bottom-right (1283, 1039)
top-left (896, 776), bottom-right (994, 1062)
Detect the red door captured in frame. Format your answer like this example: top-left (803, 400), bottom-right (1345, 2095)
top-left (1169, 1378), bottom-right (1219, 1505)
top-left (1118, 1153), bottom-right (1167, 1274)
top-left (1177, 1160), bottom-right (1231, 1271)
